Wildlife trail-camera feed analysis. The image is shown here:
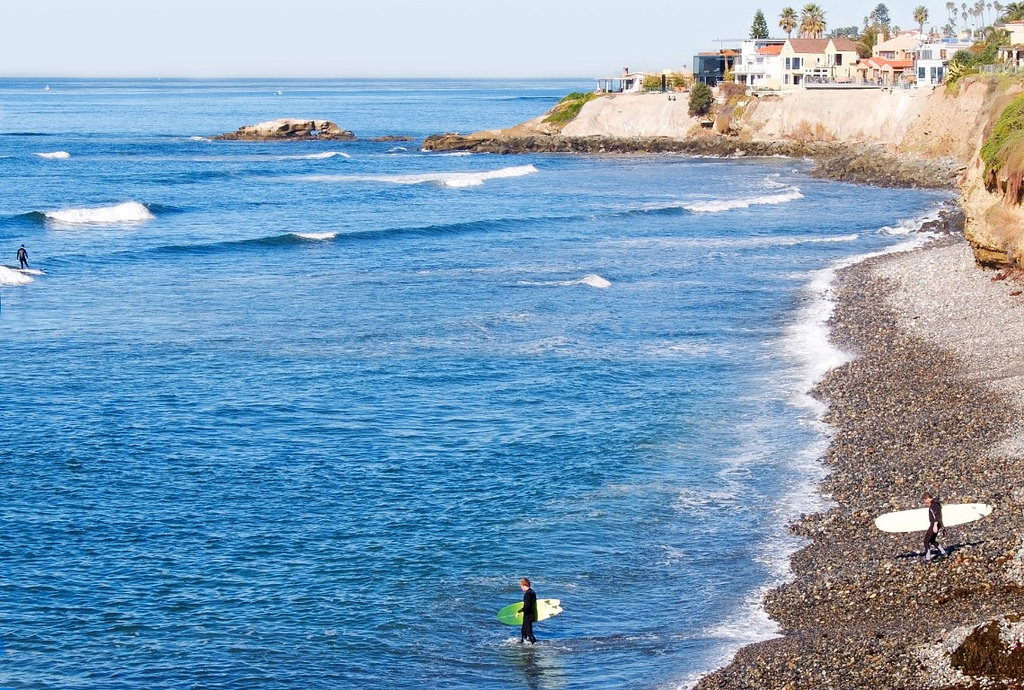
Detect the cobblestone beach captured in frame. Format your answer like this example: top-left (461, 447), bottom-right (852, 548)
top-left (695, 232), bottom-right (1024, 689)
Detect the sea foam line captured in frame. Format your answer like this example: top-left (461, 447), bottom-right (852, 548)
top-left (687, 212), bottom-right (945, 689)
top-left (45, 201), bottom-right (155, 226)
top-left (303, 164), bottom-right (538, 188)
top-left (684, 187), bottom-right (803, 213)
top-left (35, 151), bottom-right (70, 159)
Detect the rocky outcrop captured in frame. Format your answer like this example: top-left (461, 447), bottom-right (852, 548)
top-left (423, 133), bottom-right (960, 189)
top-left (214, 119), bottom-right (355, 141)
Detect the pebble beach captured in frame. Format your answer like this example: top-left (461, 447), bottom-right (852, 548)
top-left (695, 222), bottom-right (1024, 689)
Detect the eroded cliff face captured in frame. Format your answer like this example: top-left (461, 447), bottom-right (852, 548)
top-left (739, 80), bottom-right (1024, 268)
top-left (938, 79), bottom-right (1024, 268)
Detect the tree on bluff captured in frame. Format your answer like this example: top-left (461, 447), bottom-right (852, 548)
top-left (689, 82), bottom-right (714, 117)
top-left (750, 10), bottom-right (769, 39)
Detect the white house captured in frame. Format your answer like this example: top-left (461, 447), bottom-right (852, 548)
top-left (595, 69), bottom-right (646, 93)
top-left (912, 37), bottom-right (973, 87)
top-left (733, 39), bottom-right (786, 90)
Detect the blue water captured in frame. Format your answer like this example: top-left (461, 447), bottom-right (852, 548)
top-left (0, 78), bottom-right (947, 688)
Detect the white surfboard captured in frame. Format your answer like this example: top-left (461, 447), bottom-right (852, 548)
top-left (874, 503), bottom-right (992, 533)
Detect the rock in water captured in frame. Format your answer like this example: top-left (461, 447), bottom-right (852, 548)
top-left (214, 119), bottom-right (355, 141)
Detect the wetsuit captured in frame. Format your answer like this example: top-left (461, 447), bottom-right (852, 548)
top-left (17, 246), bottom-right (27, 269)
top-left (924, 498), bottom-right (944, 557)
top-left (521, 586), bottom-right (537, 643)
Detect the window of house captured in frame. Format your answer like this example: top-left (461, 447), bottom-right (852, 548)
top-left (835, 54), bottom-right (843, 66)
top-left (919, 67), bottom-right (926, 80)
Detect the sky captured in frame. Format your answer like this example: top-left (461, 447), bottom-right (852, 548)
top-left (0, 1), bottom-right (959, 78)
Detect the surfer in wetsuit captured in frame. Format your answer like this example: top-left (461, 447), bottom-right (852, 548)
top-left (16, 244), bottom-right (28, 269)
top-left (922, 492), bottom-right (948, 562)
top-left (519, 577), bottom-right (538, 644)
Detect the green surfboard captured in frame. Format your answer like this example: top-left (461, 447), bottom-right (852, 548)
top-left (497, 598), bottom-right (563, 626)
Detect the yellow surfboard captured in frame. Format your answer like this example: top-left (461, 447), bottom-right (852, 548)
top-left (497, 598), bottom-right (563, 626)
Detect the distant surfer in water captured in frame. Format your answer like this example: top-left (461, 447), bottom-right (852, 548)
top-left (17, 244), bottom-right (28, 269)
top-left (519, 578), bottom-right (538, 644)
top-left (922, 492), bottom-right (948, 562)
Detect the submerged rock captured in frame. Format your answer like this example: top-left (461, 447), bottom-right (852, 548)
top-left (214, 119), bottom-right (355, 141)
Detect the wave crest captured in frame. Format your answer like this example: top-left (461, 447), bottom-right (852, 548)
top-left (684, 188), bottom-right (803, 213)
top-left (305, 164), bottom-right (538, 188)
top-left (36, 151), bottom-right (70, 159)
top-left (45, 201), bottom-right (155, 226)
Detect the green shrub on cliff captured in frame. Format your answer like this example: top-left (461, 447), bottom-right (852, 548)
top-left (543, 92), bottom-right (599, 126)
top-left (980, 93), bottom-right (1024, 203)
top-left (689, 82), bottom-right (714, 117)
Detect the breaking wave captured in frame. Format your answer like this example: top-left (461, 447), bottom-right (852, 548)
top-left (683, 187), bottom-right (803, 213)
top-left (304, 164), bottom-right (538, 188)
top-left (36, 151), bottom-right (70, 159)
top-left (519, 273), bottom-right (611, 289)
top-left (44, 201), bottom-right (155, 226)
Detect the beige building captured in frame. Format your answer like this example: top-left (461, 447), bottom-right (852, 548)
top-left (780, 38), bottom-right (860, 87)
top-left (873, 32), bottom-right (923, 61)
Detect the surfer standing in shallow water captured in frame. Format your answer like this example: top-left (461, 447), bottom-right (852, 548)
top-left (922, 492), bottom-right (948, 562)
top-left (519, 578), bottom-right (537, 644)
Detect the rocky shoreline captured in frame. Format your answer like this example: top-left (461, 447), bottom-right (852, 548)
top-left (422, 133), bottom-right (963, 189)
top-left (694, 226), bottom-right (1024, 688)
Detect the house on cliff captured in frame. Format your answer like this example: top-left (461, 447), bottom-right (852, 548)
top-left (780, 38), bottom-right (859, 86)
top-left (998, 20), bottom-right (1024, 66)
top-left (912, 37), bottom-right (973, 87)
top-left (733, 39), bottom-right (785, 90)
top-left (856, 56), bottom-right (914, 85)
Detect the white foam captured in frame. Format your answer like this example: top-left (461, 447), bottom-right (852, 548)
top-left (294, 231), bottom-right (337, 241)
top-left (578, 274), bottom-right (611, 288)
top-left (684, 187), bottom-right (803, 213)
top-left (35, 151), bottom-right (70, 159)
top-left (303, 164), bottom-right (538, 188)
top-left (0, 266), bottom-right (33, 286)
top-left (387, 146), bottom-right (408, 153)
top-left (45, 201), bottom-right (154, 226)
top-left (518, 273), bottom-right (611, 289)
top-left (286, 151), bottom-right (350, 160)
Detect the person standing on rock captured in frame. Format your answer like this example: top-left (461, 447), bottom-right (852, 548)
top-left (922, 492), bottom-right (948, 562)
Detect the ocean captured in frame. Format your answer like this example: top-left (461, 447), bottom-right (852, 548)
top-left (0, 78), bottom-right (948, 688)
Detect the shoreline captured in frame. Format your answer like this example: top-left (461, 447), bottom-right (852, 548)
top-left (422, 134), bottom-right (963, 189)
top-left (693, 227), bottom-right (1024, 688)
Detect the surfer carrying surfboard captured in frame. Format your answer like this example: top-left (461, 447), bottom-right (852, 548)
top-left (17, 245), bottom-right (28, 269)
top-left (519, 578), bottom-right (538, 644)
top-left (922, 492), bottom-right (948, 562)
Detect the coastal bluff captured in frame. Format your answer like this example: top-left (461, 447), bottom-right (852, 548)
top-left (424, 78), bottom-right (1024, 269)
top-left (214, 118), bottom-right (355, 141)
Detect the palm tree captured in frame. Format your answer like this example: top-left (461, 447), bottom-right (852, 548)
top-left (779, 7), bottom-right (798, 37)
top-left (1005, 1), bottom-right (1024, 20)
top-left (947, 0), bottom-right (957, 25)
top-left (914, 5), bottom-right (930, 34)
top-left (799, 3), bottom-right (827, 38)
